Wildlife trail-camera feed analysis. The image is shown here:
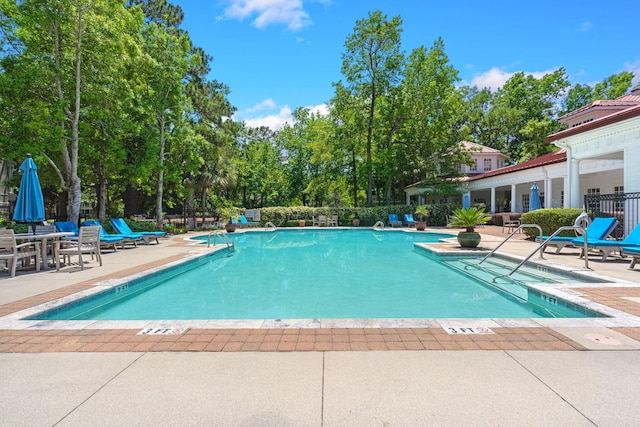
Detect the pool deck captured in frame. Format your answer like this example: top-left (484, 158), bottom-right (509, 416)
top-left (2, 226), bottom-right (640, 425)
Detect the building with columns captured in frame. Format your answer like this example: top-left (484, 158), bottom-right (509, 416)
top-left (405, 87), bottom-right (640, 234)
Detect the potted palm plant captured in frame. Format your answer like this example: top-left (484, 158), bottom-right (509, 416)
top-left (222, 207), bottom-right (237, 233)
top-left (414, 206), bottom-right (430, 231)
top-left (448, 207), bottom-right (491, 248)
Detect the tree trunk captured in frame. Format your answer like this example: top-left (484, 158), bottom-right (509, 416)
top-left (155, 115), bottom-right (165, 230)
top-left (366, 84), bottom-right (375, 207)
top-left (97, 173), bottom-right (107, 223)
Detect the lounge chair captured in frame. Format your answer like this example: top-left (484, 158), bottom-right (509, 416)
top-left (388, 214), bottom-right (402, 228)
top-left (83, 220), bottom-right (143, 248)
top-left (403, 214), bottom-right (416, 227)
top-left (54, 225), bottom-right (102, 271)
top-left (571, 222), bottom-right (640, 261)
top-left (536, 217), bottom-right (619, 254)
top-left (239, 215), bottom-right (259, 227)
top-left (621, 246), bottom-right (640, 270)
top-left (110, 218), bottom-right (165, 244)
top-left (0, 229), bottom-right (41, 277)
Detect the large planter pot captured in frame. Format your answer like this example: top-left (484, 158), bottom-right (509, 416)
top-left (352, 219), bottom-right (360, 227)
top-left (225, 223), bottom-right (236, 233)
top-left (457, 231), bottom-right (481, 248)
top-left (415, 221), bottom-right (426, 231)
top-left (298, 220), bottom-right (306, 227)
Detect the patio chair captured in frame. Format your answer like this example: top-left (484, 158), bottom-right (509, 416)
top-left (403, 214), bottom-right (416, 227)
top-left (318, 215), bottom-right (328, 227)
top-left (0, 229), bottom-right (41, 277)
top-left (54, 225), bottom-right (102, 271)
top-left (110, 218), bottom-right (165, 245)
top-left (536, 217), bottom-right (619, 254)
top-left (388, 214), bottom-right (402, 228)
top-left (571, 222), bottom-right (640, 261)
top-left (501, 214), bottom-right (521, 233)
top-left (621, 246), bottom-right (640, 270)
top-left (83, 220), bottom-right (143, 248)
top-left (239, 215), bottom-right (259, 227)
top-left (330, 215), bottom-right (339, 226)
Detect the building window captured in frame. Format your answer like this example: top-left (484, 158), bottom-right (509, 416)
top-left (586, 187), bottom-right (600, 211)
top-left (614, 186), bottom-right (624, 211)
top-left (497, 159), bottom-right (503, 169)
top-left (456, 164), bottom-right (462, 173)
top-left (470, 159), bottom-right (477, 172)
top-left (522, 194), bottom-right (530, 212)
top-left (484, 159), bottom-right (492, 171)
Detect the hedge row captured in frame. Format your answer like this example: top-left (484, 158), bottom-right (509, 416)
top-left (520, 208), bottom-right (584, 238)
top-left (259, 204), bottom-right (460, 227)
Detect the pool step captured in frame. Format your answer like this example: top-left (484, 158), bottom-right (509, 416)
top-left (443, 259), bottom-right (531, 301)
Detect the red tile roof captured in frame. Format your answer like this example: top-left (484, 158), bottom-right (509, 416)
top-left (546, 104), bottom-right (640, 143)
top-left (466, 149), bottom-right (566, 181)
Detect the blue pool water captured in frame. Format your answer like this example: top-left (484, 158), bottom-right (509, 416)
top-left (32, 229), bottom-right (602, 320)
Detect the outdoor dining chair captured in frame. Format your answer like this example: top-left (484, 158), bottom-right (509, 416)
top-left (0, 229), bottom-right (41, 277)
top-left (54, 225), bottom-right (102, 271)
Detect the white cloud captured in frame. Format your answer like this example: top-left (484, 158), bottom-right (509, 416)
top-left (247, 98), bottom-right (277, 112)
top-left (470, 68), bottom-right (514, 91)
top-left (244, 106), bottom-right (293, 130)
top-left (306, 103), bottom-right (328, 116)
top-left (220, 0), bottom-right (312, 31)
top-left (238, 102), bottom-right (328, 131)
top-left (470, 67), bottom-right (559, 91)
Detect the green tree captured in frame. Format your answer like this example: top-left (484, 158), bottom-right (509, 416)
top-left (560, 71), bottom-right (634, 116)
top-left (392, 39), bottom-right (465, 198)
top-left (338, 10), bottom-right (404, 206)
top-left (0, 0), bottom-right (144, 223)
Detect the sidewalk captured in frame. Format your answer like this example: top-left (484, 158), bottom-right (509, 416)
top-left (2, 350), bottom-right (640, 425)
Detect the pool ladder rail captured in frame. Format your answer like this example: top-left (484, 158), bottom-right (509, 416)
top-left (207, 231), bottom-right (235, 250)
top-left (264, 221), bottom-right (277, 231)
top-left (373, 221), bottom-right (385, 230)
top-left (474, 222), bottom-right (589, 280)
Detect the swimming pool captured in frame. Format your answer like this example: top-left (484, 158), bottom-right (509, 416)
top-left (29, 229), bottom-right (608, 321)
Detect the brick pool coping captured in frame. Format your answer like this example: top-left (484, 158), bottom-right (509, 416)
top-left (3, 241), bottom-right (640, 353)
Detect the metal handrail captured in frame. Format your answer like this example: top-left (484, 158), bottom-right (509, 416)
top-left (207, 230), bottom-right (234, 249)
top-left (373, 220), bottom-right (385, 230)
top-left (264, 221), bottom-right (277, 231)
top-left (504, 225), bottom-right (589, 277)
top-left (478, 224), bottom-right (543, 266)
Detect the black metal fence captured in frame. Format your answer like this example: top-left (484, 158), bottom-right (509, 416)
top-left (584, 192), bottom-right (640, 239)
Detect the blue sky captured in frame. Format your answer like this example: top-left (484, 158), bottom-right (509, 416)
top-left (176, 0), bottom-right (640, 130)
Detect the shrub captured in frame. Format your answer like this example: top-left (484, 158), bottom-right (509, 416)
top-left (520, 208), bottom-right (583, 238)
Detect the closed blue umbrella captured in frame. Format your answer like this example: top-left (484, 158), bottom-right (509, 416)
top-left (13, 154), bottom-right (45, 234)
top-left (462, 193), bottom-right (471, 209)
top-left (529, 183), bottom-right (542, 211)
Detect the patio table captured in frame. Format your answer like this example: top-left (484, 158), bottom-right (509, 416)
top-left (15, 231), bottom-right (74, 271)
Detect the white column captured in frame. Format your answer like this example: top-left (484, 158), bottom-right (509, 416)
top-left (490, 187), bottom-right (496, 213)
top-left (510, 184), bottom-right (517, 212)
top-left (544, 177), bottom-right (552, 208)
top-left (570, 159), bottom-right (581, 208)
